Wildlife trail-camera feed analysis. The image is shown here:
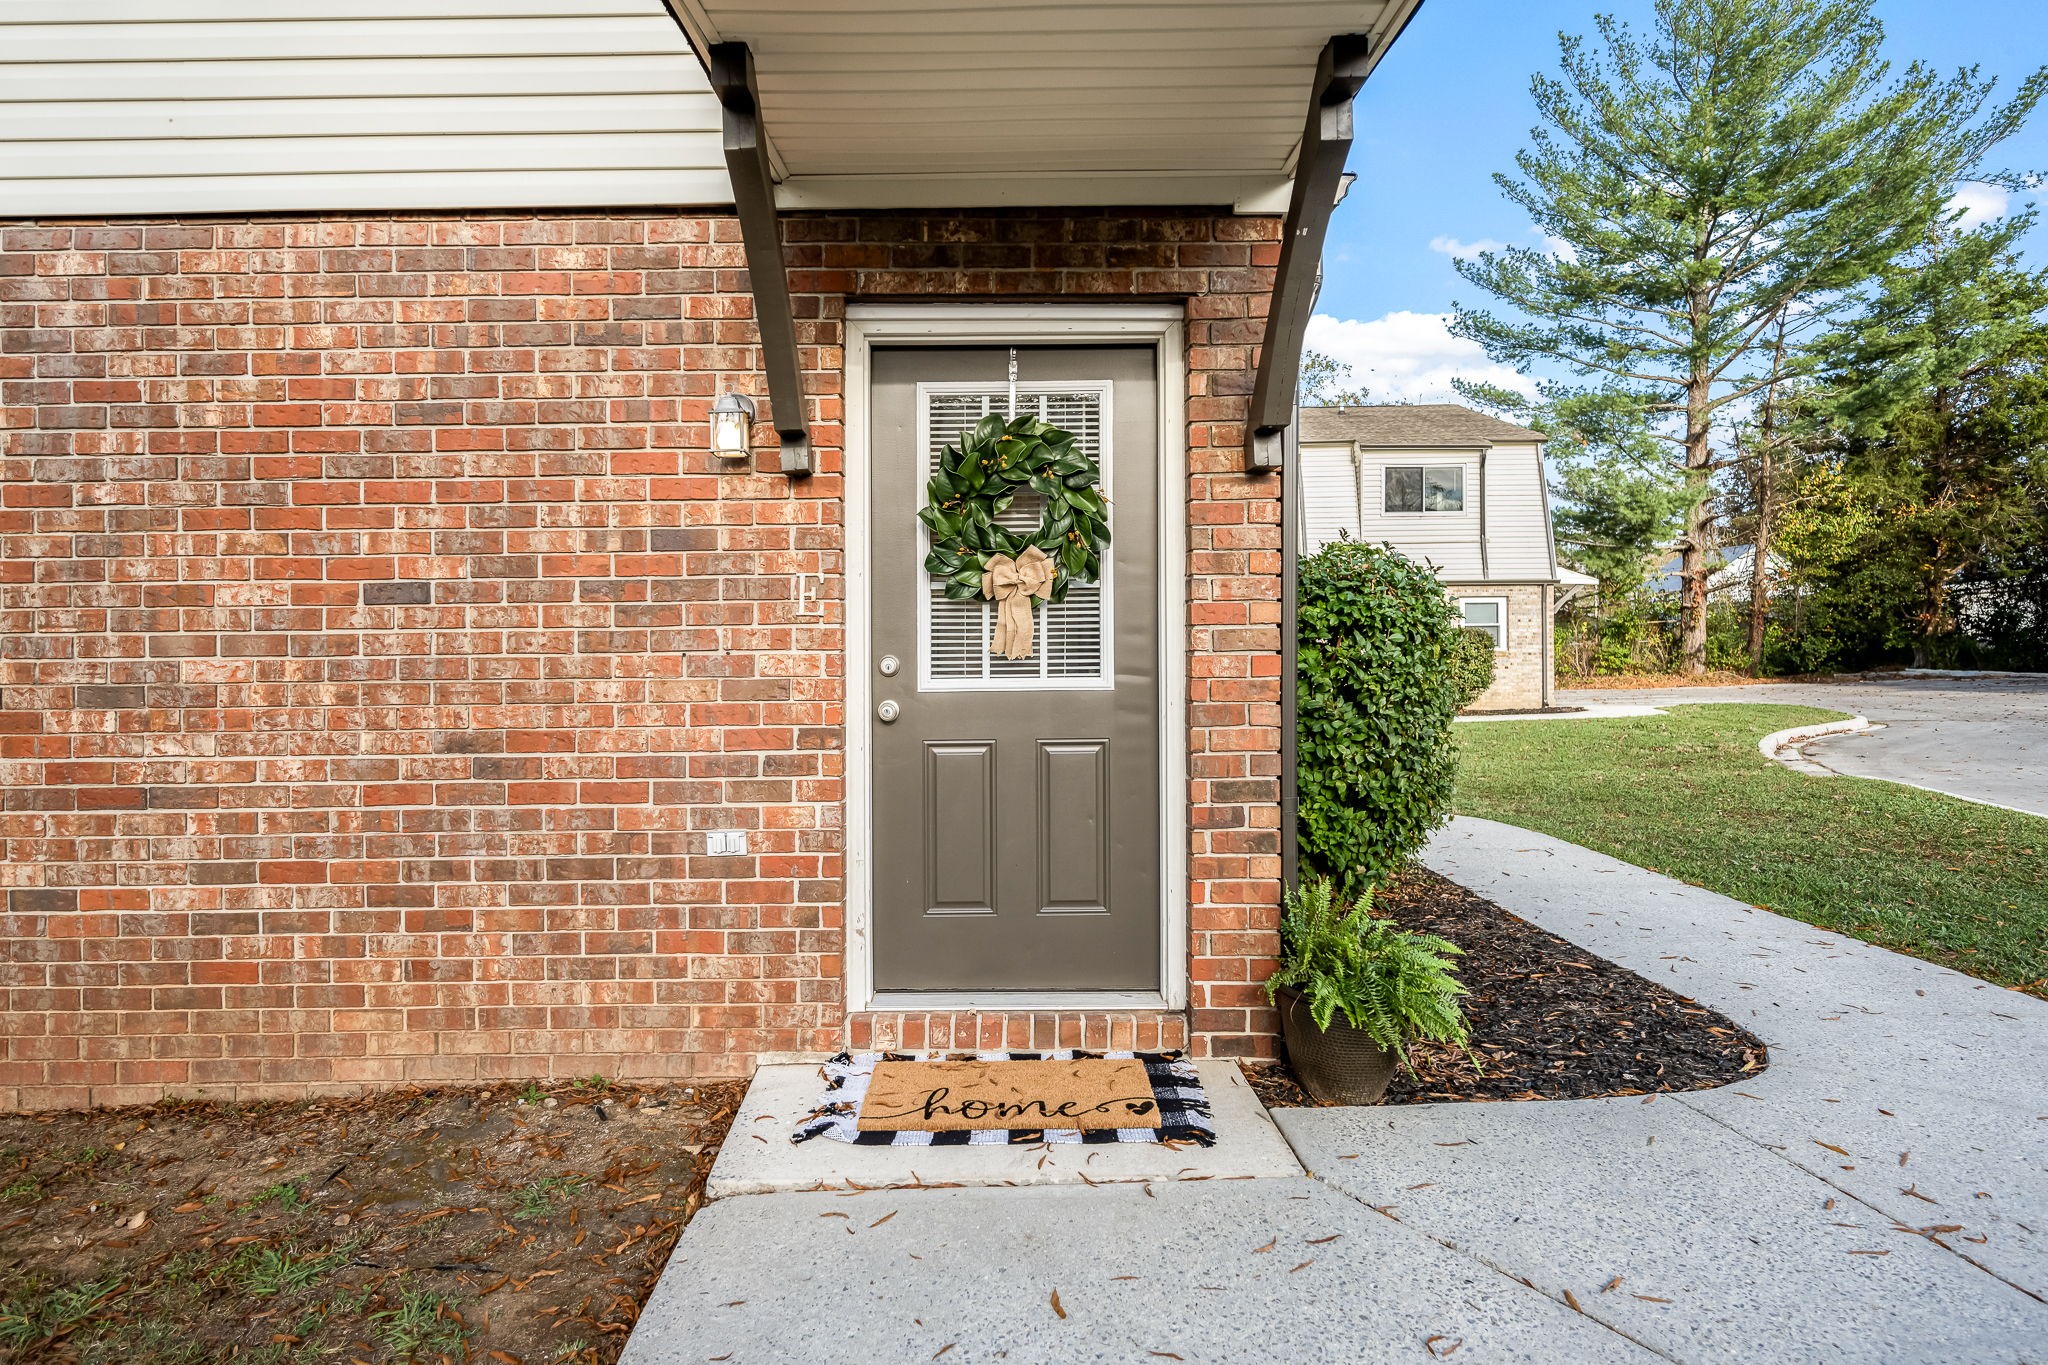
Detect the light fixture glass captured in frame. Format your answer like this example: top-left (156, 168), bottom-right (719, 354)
top-left (709, 391), bottom-right (757, 460)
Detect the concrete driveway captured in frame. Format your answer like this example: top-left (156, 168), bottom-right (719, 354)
top-left (1555, 675), bottom-right (2048, 818)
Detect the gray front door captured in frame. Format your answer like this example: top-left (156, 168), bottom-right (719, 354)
top-left (871, 346), bottom-right (1161, 991)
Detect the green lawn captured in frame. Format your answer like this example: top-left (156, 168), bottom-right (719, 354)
top-left (1454, 704), bottom-right (2048, 997)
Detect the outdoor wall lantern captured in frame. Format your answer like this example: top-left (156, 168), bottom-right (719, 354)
top-left (709, 391), bottom-right (757, 460)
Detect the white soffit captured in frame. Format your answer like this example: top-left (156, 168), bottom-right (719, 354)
top-left (668, 0), bottom-right (1410, 212)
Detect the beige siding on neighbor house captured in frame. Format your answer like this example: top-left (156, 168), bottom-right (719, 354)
top-left (0, 1), bottom-right (731, 216)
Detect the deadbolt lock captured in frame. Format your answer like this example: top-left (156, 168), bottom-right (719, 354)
top-left (879, 655), bottom-right (900, 677)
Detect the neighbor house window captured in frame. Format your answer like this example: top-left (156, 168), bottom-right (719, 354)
top-left (1460, 597), bottom-right (1507, 650)
top-left (1385, 465), bottom-right (1464, 512)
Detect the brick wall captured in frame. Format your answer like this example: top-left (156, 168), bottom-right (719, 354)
top-left (0, 208), bottom-right (1284, 1110)
top-left (1448, 583), bottom-right (1550, 711)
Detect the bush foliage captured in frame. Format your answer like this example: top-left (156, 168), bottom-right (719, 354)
top-left (1296, 540), bottom-right (1465, 897)
top-left (1448, 627), bottom-right (1498, 707)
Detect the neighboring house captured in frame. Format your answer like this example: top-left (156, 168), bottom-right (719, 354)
top-left (1296, 404), bottom-right (1570, 711)
top-left (0, 1), bottom-right (1425, 1109)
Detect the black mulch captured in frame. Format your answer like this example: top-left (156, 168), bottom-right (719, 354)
top-left (1244, 865), bottom-right (1768, 1107)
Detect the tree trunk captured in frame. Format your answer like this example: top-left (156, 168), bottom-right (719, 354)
top-left (1679, 403), bottom-right (1714, 675)
top-left (1746, 449), bottom-right (1773, 672)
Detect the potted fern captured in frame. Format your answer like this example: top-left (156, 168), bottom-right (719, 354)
top-left (1265, 876), bottom-right (1471, 1105)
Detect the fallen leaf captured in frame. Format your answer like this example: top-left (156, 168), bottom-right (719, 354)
top-left (1563, 1289), bottom-right (1582, 1312)
top-left (1050, 1289), bottom-right (1067, 1320)
top-left (1252, 1238), bottom-right (1277, 1254)
top-left (870, 1211), bottom-right (897, 1228)
top-left (932, 1346), bottom-right (955, 1360)
top-left (1600, 1276), bottom-right (1623, 1293)
top-left (1148, 1353), bottom-right (1185, 1360)
top-left (1288, 1260), bottom-right (1313, 1273)
top-left (1424, 1335), bottom-right (1464, 1357)
top-left (1814, 1141), bottom-right (1850, 1156)
top-left (1633, 1294), bottom-right (1672, 1304)
top-left (1848, 1250), bottom-right (1891, 1257)
top-left (1306, 1234), bottom-right (1342, 1245)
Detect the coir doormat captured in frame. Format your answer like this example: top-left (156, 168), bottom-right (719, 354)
top-left (793, 1050), bottom-right (1215, 1147)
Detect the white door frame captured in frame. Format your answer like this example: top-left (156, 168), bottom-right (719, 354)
top-left (844, 302), bottom-right (1189, 1013)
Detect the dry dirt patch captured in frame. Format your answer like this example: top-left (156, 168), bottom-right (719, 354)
top-left (0, 1078), bottom-right (742, 1364)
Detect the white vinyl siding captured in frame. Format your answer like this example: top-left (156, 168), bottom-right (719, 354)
top-left (1298, 443), bottom-right (1362, 552)
top-left (0, 1), bottom-right (732, 217)
top-left (1357, 448), bottom-right (1483, 579)
top-left (1479, 444), bottom-right (1557, 580)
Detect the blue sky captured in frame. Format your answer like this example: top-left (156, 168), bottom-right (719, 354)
top-left (1308, 0), bottom-right (2048, 402)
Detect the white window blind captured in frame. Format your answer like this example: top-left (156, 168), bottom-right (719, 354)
top-left (917, 383), bottom-right (1113, 691)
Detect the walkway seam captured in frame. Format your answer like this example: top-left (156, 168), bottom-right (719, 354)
top-left (1669, 1089), bottom-right (2047, 1306)
top-left (1278, 1140), bottom-right (1684, 1364)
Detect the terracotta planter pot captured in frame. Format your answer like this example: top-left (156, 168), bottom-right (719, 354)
top-left (1275, 987), bottom-right (1400, 1106)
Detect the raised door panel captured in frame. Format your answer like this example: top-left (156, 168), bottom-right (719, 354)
top-left (924, 742), bottom-right (996, 915)
top-left (1037, 740), bottom-right (1110, 914)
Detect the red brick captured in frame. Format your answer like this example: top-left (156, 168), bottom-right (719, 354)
top-left (0, 206), bottom-right (1282, 1111)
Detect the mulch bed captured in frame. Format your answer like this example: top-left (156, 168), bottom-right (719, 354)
top-left (0, 1078), bottom-right (744, 1365)
top-left (1245, 866), bottom-right (1767, 1108)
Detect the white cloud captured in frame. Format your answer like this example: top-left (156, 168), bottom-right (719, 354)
top-left (1534, 227), bottom-right (1578, 262)
top-left (1304, 311), bottom-right (1536, 405)
top-left (1428, 234), bottom-right (1509, 258)
top-left (1949, 182), bottom-right (2009, 229)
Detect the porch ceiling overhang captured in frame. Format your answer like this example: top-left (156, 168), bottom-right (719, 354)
top-left (661, 0), bottom-right (1420, 211)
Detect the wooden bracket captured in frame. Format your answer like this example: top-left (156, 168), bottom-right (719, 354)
top-left (708, 41), bottom-right (811, 476)
top-left (1246, 33), bottom-right (1375, 471)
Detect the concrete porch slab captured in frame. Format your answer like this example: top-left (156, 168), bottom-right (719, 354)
top-left (619, 1176), bottom-right (1657, 1365)
top-left (705, 1058), bottom-right (1303, 1197)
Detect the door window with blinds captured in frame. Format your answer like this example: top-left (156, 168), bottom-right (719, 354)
top-left (915, 382), bottom-right (1114, 690)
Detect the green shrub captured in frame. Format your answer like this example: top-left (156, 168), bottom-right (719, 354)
top-left (1448, 627), bottom-right (1497, 707)
top-left (1296, 540), bottom-right (1464, 896)
top-left (1264, 877), bottom-right (1470, 1064)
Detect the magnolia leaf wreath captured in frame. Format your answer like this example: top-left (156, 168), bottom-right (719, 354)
top-left (917, 413), bottom-right (1110, 660)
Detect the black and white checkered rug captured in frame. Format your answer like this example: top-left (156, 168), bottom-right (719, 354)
top-left (792, 1050), bottom-right (1216, 1147)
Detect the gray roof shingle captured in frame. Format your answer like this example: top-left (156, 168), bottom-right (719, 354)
top-left (1298, 403), bottom-right (1545, 447)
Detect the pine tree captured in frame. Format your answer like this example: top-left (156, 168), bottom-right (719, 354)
top-left (1450, 0), bottom-right (2042, 671)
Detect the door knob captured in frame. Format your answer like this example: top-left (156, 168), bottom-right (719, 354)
top-left (877, 699), bottom-right (901, 723)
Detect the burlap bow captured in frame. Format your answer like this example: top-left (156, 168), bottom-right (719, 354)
top-left (981, 545), bottom-right (1056, 660)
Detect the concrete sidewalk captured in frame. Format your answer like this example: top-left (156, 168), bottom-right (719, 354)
top-left (621, 819), bottom-right (2048, 1364)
